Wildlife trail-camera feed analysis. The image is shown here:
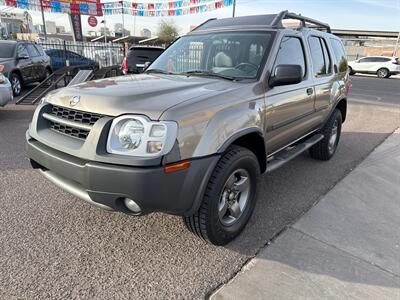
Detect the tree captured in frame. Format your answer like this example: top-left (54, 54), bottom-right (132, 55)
top-left (157, 20), bottom-right (179, 44)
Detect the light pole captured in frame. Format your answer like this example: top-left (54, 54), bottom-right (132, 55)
top-left (40, 0), bottom-right (47, 41)
top-left (232, 0), bottom-right (236, 17)
top-left (121, 1), bottom-right (125, 37)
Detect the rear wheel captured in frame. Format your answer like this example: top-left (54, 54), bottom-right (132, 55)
top-left (376, 68), bottom-right (389, 78)
top-left (183, 146), bottom-right (260, 245)
top-left (309, 109), bottom-right (342, 161)
top-left (10, 73), bottom-right (22, 97)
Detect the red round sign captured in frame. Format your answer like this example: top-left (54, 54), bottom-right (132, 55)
top-left (88, 16), bottom-right (98, 27)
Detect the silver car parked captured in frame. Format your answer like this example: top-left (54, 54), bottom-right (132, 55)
top-left (0, 66), bottom-right (13, 107)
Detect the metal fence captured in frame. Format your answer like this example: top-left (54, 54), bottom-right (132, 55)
top-left (38, 40), bottom-right (125, 69)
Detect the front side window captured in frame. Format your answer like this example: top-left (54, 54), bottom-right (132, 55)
top-left (148, 31), bottom-right (274, 80)
top-left (359, 57), bottom-right (374, 63)
top-left (17, 44), bottom-right (29, 58)
top-left (274, 36), bottom-right (306, 77)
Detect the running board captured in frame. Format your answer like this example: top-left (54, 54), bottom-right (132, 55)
top-left (266, 134), bottom-right (324, 173)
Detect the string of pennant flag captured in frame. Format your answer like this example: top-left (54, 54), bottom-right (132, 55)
top-left (0, 0), bottom-right (233, 16)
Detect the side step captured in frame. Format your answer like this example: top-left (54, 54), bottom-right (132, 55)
top-left (266, 134), bottom-right (324, 173)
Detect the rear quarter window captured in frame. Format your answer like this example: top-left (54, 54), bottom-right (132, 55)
top-left (330, 38), bottom-right (348, 72)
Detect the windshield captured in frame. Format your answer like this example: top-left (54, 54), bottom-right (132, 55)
top-left (148, 31), bottom-right (274, 80)
top-left (0, 43), bottom-right (15, 58)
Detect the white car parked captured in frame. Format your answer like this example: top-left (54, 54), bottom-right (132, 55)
top-left (0, 65), bottom-right (13, 107)
top-left (348, 56), bottom-right (400, 78)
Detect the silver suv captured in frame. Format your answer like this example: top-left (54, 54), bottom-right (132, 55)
top-left (27, 12), bottom-right (350, 245)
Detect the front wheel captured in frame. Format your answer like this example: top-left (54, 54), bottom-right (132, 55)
top-left (183, 146), bottom-right (260, 245)
top-left (10, 73), bottom-right (23, 97)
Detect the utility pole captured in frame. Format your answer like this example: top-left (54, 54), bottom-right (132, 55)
top-left (40, 0), bottom-right (47, 41)
top-left (121, 0), bottom-right (125, 38)
top-left (394, 31), bottom-right (400, 56)
top-left (232, 0), bottom-right (236, 17)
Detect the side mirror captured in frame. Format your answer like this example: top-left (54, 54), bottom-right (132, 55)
top-left (143, 61), bottom-right (151, 70)
top-left (18, 54), bottom-right (29, 60)
top-left (269, 64), bottom-right (303, 87)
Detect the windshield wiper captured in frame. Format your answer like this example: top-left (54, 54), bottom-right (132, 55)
top-left (145, 69), bottom-right (172, 75)
top-left (181, 70), bottom-right (237, 81)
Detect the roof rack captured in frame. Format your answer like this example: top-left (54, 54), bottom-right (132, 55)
top-left (190, 11), bottom-right (331, 33)
top-left (272, 10), bottom-right (331, 33)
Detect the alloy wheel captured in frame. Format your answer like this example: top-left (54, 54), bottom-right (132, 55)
top-left (12, 77), bottom-right (21, 95)
top-left (328, 119), bottom-right (339, 154)
top-left (218, 168), bottom-right (251, 226)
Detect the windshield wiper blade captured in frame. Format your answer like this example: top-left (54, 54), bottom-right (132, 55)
top-left (182, 70), bottom-right (237, 81)
top-left (145, 69), bottom-right (172, 75)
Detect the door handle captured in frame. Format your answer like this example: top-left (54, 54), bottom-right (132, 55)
top-left (306, 88), bottom-right (314, 95)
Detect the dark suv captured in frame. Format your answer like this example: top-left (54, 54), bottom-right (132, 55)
top-left (0, 41), bottom-right (52, 96)
top-left (121, 46), bottom-right (164, 74)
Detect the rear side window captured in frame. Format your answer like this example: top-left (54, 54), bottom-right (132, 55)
top-left (308, 36), bottom-right (331, 76)
top-left (330, 38), bottom-right (348, 72)
top-left (374, 57), bottom-right (390, 62)
top-left (274, 36), bottom-right (306, 77)
top-left (26, 44), bottom-right (40, 57)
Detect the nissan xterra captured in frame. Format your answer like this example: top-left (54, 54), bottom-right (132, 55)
top-left (27, 11), bottom-right (350, 245)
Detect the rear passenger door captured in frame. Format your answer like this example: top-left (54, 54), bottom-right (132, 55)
top-left (307, 35), bottom-right (335, 116)
top-left (265, 34), bottom-right (317, 154)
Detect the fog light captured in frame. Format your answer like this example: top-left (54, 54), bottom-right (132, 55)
top-left (124, 198), bottom-right (141, 213)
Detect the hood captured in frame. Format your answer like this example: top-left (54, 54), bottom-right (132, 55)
top-left (46, 74), bottom-right (240, 120)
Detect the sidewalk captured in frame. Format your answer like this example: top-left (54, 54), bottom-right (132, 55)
top-left (212, 129), bottom-right (400, 300)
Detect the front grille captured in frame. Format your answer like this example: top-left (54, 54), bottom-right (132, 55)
top-left (49, 121), bottom-right (90, 139)
top-left (51, 105), bottom-right (103, 125)
top-left (47, 105), bottom-right (105, 140)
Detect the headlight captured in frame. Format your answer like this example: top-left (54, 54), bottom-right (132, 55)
top-left (107, 115), bottom-right (178, 157)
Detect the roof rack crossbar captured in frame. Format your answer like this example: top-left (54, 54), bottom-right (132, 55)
top-left (272, 10), bottom-right (331, 33)
top-left (192, 18), bottom-right (217, 31)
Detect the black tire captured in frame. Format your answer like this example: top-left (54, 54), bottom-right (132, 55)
top-left (309, 109), bottom-right (342, 161)
top-left (183, 146), bottom-right (260, 245)
top-left (348, 66), bottom-right (355, 75)
top-left (10, 73), bottom-right (23, 97)
top-left (376, 68), bottom-right (389, 78)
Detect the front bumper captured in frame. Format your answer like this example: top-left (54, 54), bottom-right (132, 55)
top-left (27, 133), bottom-right (220, 216)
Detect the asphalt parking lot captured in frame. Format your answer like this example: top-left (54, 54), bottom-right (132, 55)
top-left (0, 76), bottom-right (399, 299)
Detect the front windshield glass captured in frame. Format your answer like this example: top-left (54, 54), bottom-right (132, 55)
top-left (148, 31), bottom-right (274, 80)
top-left (0, 43), bottom-right (15, 58)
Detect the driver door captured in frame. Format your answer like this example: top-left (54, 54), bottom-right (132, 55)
top-left (16, 44), bottom-right (33, 83)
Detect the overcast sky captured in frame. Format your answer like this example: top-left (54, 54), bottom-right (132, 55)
top-left (1, 0), bottom-right (399, 35)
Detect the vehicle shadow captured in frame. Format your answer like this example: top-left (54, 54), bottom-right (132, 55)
top-left (226, 130), bottom-right (398, 289)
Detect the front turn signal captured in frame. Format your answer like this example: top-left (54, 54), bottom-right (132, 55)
top-left (164, 160), bottom-right (191, 174)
